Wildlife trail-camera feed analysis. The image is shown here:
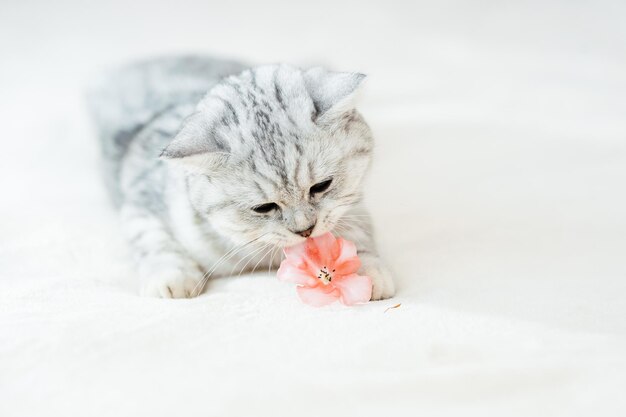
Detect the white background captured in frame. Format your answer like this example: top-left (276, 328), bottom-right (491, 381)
top-left (1, 1), bottom-right (625, 416)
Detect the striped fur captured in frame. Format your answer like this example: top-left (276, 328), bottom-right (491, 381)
top-left (88, 56), bottom-right (394, 300)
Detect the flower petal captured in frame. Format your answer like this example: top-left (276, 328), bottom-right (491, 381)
top-left (334, 258), bottom-right (361, 277)
top-left (333, 273), bottom-right (372, 306)
top-left (331, 238), bottom-right (361, 275)
top-left (283, 241), bottom-right (307, 262)
top-left (296, 285), bottom-right (340, 307)
top-left (337, 237), bottom-right (358, 259)
top-left (307, 232), bottom-right (339, 268)
top-left (277, 262), bottom-right (317, 286)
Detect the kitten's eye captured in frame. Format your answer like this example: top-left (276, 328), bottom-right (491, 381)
top-left (310, 179), bottom-right (333, 195)
top-left (252, 202), bottom-right (279, 214)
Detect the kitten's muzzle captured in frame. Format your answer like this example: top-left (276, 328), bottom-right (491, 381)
top-left (293, 224), bottom-right (315, 238)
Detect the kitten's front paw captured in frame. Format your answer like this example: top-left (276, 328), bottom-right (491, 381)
top-left (360, 256), bottom-right (396, 301)
top-left (140, 261), bottom-right (204, 299)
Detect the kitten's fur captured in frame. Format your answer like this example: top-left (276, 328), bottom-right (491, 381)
top-left (88, 56), bottom-right (394, 300)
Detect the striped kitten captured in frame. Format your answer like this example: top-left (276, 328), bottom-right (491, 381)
top-left (88, 56), bottom-right (395, 300)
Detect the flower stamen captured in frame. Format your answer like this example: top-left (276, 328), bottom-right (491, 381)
top-left (318, 266), bottom-right (333, 284)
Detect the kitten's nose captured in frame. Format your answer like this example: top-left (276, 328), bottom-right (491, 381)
top-left (294, 224), bottom-right (315, 238)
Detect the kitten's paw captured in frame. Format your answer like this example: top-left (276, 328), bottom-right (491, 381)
top-left (140, 261), bottom-right (204, 299)
top-left (360, 256), bottom-right (396, 301)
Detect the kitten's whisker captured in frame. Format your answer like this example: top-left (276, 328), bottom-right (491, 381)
top-left (194, 244), bottom-right (244, 293)
top-left (338, 216), bottom-right (371, 223)
top-left (339, 217), bottom-right (371, 223)
top-left (233, 243), bottom-right (271, 278)
top-left (336, 218), bottom-right (359, 229)
top-left (192, 233), bottom-right (268, 296)
top-left (337, 216), bottom-right (370, 227)
top-left (333, 224), bottom-right (350, 237)
top-left (333, 220), bottom-right (367, 250)
top-left (332, 201), bottom-right (360, 209)
top-left (250, 244), bottom-right (277, 275)
top-left (228, 242), bottom-right (270, 277)
top-left (268, 246), bottom-right (281, 275)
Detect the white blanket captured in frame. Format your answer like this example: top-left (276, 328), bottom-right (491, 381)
top-left (1, 1), bottom-right (625, 416)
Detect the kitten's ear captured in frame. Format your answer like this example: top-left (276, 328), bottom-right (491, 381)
top-left (304, 67), bottom-right (366, 121)
top-left (160, 112), bottom-right (230, 170)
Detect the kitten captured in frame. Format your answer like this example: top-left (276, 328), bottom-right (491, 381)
top-left (88, 56), bottom-right (395, 300)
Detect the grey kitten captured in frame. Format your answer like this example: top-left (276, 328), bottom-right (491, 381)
top-left (88, 56), bottom-right (395, 300)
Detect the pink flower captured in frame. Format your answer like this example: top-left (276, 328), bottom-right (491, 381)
top-left (277, 232), bottom-right (372, 307)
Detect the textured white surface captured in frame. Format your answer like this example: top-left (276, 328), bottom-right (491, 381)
top-left (1, 1), bottom-right (625, 416)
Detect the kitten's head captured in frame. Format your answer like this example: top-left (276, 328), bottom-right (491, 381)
top-left (161, 65), bottom-right (373, 247)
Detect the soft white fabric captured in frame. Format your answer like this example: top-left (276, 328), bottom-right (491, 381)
top-left (1, 1), bottom-right (625, 416)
